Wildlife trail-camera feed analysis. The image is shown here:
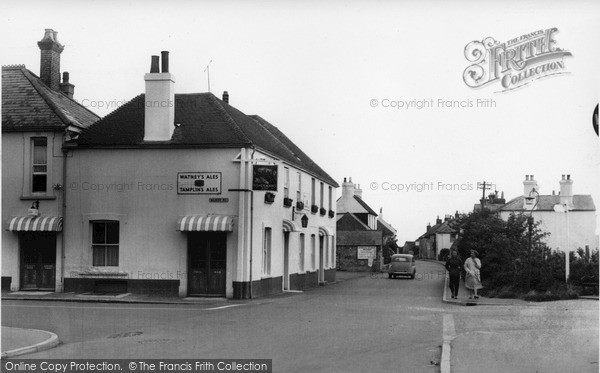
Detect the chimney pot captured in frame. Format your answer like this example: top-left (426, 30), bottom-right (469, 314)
top-left (525, 175), bottom-right (529, 181)
top-left (343, 177), bottom-right (347, 182)
top-left (150, 55), bottom-right (160, 73)
top-left (59, 71), bottom-right (75, 98)
top-left (531, 175), bottom-right (534, 180)
top-left (222, 91), bottom-right (229, 104)
top-left (161, 51), bottom-right (169, 73)
top-left (562, 174), bottom-right (566, 180)
top-left (567, 174), bottom-right (570, 180)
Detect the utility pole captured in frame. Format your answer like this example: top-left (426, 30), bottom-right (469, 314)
top-left (477, 181), bottom-right (493, 210)
top-left (204, 59), bottom-right (212, 92)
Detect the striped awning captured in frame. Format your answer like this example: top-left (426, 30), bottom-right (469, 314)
top-left (7, 216), bottom-right (63, 232)
top-left (177, 215), bottom-right (234, 232)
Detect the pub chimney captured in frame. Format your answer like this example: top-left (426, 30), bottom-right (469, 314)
top-left (144, 52), bottom-right (175, 141)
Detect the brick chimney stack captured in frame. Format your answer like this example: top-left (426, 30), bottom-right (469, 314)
top-left (59, 71), bottom-right (75, 98)
top-left (38, 29), bottom-right (64, 91)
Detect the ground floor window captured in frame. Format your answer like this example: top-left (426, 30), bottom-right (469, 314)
top-left (299, 233), bottom-right (305, 272)
top-left (262, 227), bottom-right (272, 275)
top-left (92, 221), bottom-right (119, 266)
top-left (311, 234), bottom-right (316, 270)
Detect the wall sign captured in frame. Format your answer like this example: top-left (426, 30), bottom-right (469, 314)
top-left (357, 246), bottom-right (376, 260)
top-left (209, 198), bottom-right (229, 203)
top-left (252, 165), bottom-right (278, 191)
top-left (177, 172), bottom-right (222, 194)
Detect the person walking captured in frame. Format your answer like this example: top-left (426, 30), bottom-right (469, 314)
top-left (445, 250), bottom-right (462, 299)
top-left (464, 249), bottom-right (482, 299)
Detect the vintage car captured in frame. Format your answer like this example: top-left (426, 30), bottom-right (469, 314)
top-left (388, 254), bottom-right (416, 279)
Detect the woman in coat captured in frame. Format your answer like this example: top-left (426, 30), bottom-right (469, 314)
top-left (464, 249), bottom-right (482, 299)
top-left (445, 250), bottom-right (462, 299)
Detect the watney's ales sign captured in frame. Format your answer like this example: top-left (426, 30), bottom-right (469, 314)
top-left (463, 28), bottom-right (572, 92)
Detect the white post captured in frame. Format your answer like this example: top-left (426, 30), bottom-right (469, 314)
top-left (565, 208), bottom-right (570, 282)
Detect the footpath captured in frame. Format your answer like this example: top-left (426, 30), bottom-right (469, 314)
top-left (421, 259), bottom-right (599, 373)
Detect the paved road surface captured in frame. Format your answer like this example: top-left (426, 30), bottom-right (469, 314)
top-left (2, 261), bottom-right (447, 373)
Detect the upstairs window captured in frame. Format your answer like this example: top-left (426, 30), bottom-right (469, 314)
top-left (320, 182), bottom-right (324, 208)
top-left (32, 138), bottom-right (47, 193)
top-left (284, 167), bottom-right (290, 198)
top-left (296, 172), bottom-right (302, 203)
top-left (311, 178), bottom-right (316, 206)
top-left (92, 221), bottom-right (119, 266)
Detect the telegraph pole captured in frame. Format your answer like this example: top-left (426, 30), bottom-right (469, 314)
top-left (204, 59), bottom-right (212, 92)
top-left (477, 181), bottom-right (493, 210)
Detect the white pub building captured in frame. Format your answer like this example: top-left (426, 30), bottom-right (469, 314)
top-left (61, 52), bottom-right (338, 298)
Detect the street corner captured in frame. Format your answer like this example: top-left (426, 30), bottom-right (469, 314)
top-left (1, 326), bottom-right (59, 359)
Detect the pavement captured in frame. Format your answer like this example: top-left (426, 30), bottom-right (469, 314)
top-left (1, 326), bottom-right (58, 359)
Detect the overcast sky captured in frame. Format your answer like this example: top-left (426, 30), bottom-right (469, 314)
top-left (2, 0), bottom-right (599, 244)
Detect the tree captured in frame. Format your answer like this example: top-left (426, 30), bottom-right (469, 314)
top-left (454, 210), bottom-right (551, 292)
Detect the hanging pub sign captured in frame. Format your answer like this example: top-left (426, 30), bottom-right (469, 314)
top-left (252, 165), bottom-right (278, 191)
top-left (177, 172), bottom-right (222, 194)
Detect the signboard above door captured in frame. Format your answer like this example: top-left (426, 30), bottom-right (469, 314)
top-left (177, 172), bottom-right (222, 194)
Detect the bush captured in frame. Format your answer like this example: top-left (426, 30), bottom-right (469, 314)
top-left (438, 248), bottom-right (450, 262)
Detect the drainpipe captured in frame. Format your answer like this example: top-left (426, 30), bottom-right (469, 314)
top-left (60, 141), bottom-right (69, 291)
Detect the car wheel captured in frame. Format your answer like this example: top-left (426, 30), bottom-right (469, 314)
top-left (410, 272), bottom-right (415, 279)
top-left (388, 274), bottom-right (392, 279)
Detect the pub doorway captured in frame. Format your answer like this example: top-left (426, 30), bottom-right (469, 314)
top-left (19, 232), bottom-right (56, 290)
top-left (188, 232), bottom-right (227, 296)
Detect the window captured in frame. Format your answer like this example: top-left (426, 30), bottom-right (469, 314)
top-left (284, 167), bottom-right (290, 198)
top-left (32, 138), bottom-right (48, 193)
top-left (320, 182), bottom-right (324, 208)
top-left (324, 236), bottom-right (329, 267)
top-left (328, 186), bottom-right (333, 210)
top-left (311, 178), bottom-right (316, 206)
top-left (299, 233), bottom-right (305, 272)
top-left (296, 172), bottom-right (302, 203)
top-left (263, 227), bottom-right (272, 275)
top-left (331, 236), bottom-right (335, 268)
top-left (92, 221), bottom-right (119, 266)
top-left (311, 234), bottom-right (316, 270)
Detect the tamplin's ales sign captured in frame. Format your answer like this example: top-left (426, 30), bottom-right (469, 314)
top-left (463, 28), bottom-right (572, 92)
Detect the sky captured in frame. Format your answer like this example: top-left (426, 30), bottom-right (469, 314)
top-left (2, 0), bottom-right (599, 244)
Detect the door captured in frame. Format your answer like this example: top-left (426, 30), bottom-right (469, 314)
top-left (318, 235), bottom-right (325, 283)
top-left (20, 233), bottom-right (56, 290)
top-left (283, 232), bottom-right (290, 291)
top-left (188, 232), bottom-right (226, 296)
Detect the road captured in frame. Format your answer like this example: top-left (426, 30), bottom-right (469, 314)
top-left (3, 260), bottom-right (598, 373)
top-left (2, 261), bottom-right (446, 372)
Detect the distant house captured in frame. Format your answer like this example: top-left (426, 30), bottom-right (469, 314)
top-left (417, 213), bottom-right (459, 260)
top-left (336, 178), bottom-right (382, 271)
top-left (498, 175), bottom-right (597, 253)
top-left (2, 29), bottom-right (100, 292)
top-left (402, 241), bottom-right (416, 255)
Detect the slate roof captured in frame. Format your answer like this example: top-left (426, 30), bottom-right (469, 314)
top-left (2, 65), bottom-right (99, 132)
top-left (377, 218), bottom-right (396, 236)
top-left (418, 223), bottom-right (442, 239)
top-left (500, 195), bottom-right (596, 212)
top-left (77, 92), bottom-right (338, 187)
top-left (435, 221), bottom-right (458, 234)
top-left (337, 212), bottom-right (371, 231)
top-left (353, 195), bottom-right (378, 216)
